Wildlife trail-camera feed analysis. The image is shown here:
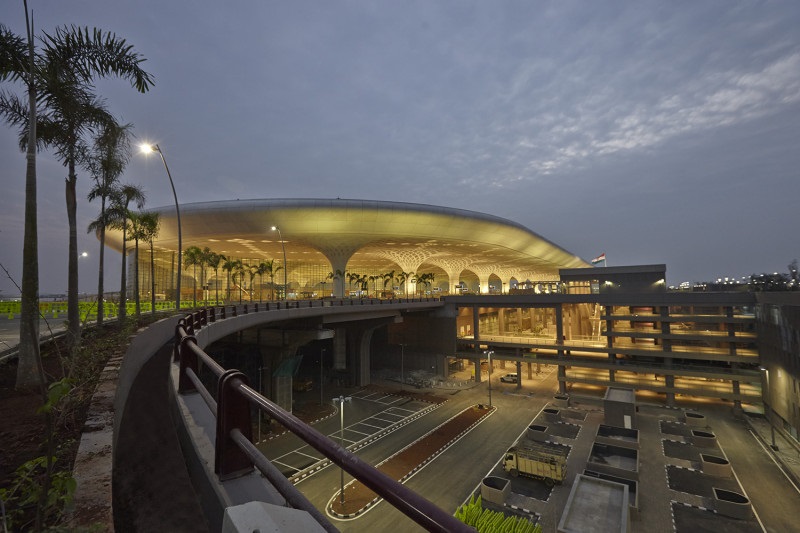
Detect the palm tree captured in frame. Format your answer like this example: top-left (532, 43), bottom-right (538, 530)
top-left (397, 271), bottom-right (413, 298)
top-left (198, 247), bottom-right (213, 304)
top-left (416, 272), bottom-right (436, 296)
top-left (382, 270), bottom-right (397, 298)
top-left (113, 184), bottom-right (146, 322)
top-left (137, 212), bottom-right (160, 315)
top-left (183, 245), bottom-right (202, 308)
top-left (221, 256), bottom-right (237, 302)
top-left (368, 274), bottom-right (381, 298)
top-left (1, 20), bottom-right (41, 390)
top-left (85, 119), bottom-right (131, 325)
top-left (260, 259), bottom-right (283, 300)
top-left (127, 211), bottom-right (149, 317)
top-left (207, 252), bottom-right (223, 304)
top-left (347, 271), bottom-right (360, 296)
top-left (231, 259), bottom-right (245, 303)
top-left (1, 23), bottom-right (153, 351)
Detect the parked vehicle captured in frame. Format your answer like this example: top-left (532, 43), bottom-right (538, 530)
top-left (500, 373), bottom-right (518, 383)
top-left (292, 377), bottom-right (313, 392)
top-left (503, 444), bottom-right (567, 487)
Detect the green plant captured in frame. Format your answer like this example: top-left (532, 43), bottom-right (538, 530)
top-left (0, 456), bottom-right (76, 531)
top-left (454, 493), bottom-right (541, 533)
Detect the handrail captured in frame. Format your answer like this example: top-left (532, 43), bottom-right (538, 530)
top-left (174, 302), bottom-right (472, 533)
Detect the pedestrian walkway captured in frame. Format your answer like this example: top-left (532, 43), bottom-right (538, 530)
top-left (745, 413), bottom-right (800, 489)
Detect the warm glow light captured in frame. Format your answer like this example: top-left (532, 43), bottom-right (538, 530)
top-left (271, 226), bottom-right (278, 231)
top-left (139, 143), bottom-right (156, 154)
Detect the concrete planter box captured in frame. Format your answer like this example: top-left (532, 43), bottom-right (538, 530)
top-left (587, 443), bottom-right (639, 481)
top-left (684, 412), bottom-right (706, 427)
top-left (595, 424), bottom-right (640, 450)
top-left (544, 408), bottom-right (561, 423)
top-left (691, 429), bottom-right (717, 448)
top-left (713, 487), bottom-right (752, 520)
top-left (701, 454), bottom-right (731, 477)
top-left (527, 424), bottom-right (549, 442)
top-left (553, 394), bottom-right (570, 408)
top-left (481, 476), bottom-right (510, 505)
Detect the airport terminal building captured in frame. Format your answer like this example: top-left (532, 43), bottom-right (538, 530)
top-left (101, 198), bottom-right (795, 435)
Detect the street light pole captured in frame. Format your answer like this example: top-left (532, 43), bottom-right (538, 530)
top-left (400, 343), bottom-right (406, 390)
top-left (485, 350), bottom-right (494, 407)
top-left (319, 348), bottom-right (325, 406)
top-left (141, 143), bottom-right (182, 312)
top-left (271, 226), bottom-right (287, 300)
top-left (333, 395), bottom-right (352, 505)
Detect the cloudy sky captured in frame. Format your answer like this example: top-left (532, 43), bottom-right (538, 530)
top-left (1, 1), bottom-right (799, 295)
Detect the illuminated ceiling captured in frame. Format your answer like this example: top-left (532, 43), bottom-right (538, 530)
top-left (102, 198), bottom-right (589, 278)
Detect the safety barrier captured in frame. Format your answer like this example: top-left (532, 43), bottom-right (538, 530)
top-left (173, 300), bottom-right (472, 533)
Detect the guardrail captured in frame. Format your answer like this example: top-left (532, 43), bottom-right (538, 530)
top-left (174, 302), bottom-right (472, 533)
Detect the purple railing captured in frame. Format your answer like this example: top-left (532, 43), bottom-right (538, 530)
top-left (173, 300), bottom-right (472, 533)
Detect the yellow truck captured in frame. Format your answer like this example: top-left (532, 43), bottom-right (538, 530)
top-left (503, 444), bottom-right (568, 487)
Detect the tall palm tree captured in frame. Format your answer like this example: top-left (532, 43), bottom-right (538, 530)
top-left (85, 119), bottom-right (131, 325)
top-left (260, 259), bottom-right (283, 300)
top-left (128, 211), bottom-right (148, 317)
top-left (397, 271), bottom-right (413, 298)
top-left (221, 256), bottom-right (237, 302)
top-left (1, 23), bottom-right (153, 350)
top-left (207, 252), bottom-right (223, 304)
top-left (183, 245), bottom-right (202, 308)
top-left (138, 212), bottom-right (160, 315)
top-left (0, 20), bottom-right (41, 390)
top-left (113, 184), bottom-right (146, 322)
top-left (383, 270), bottom-right (397, 297)
top-left (231, 259), bottom-right (245, 303)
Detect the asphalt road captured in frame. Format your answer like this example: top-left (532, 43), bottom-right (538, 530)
top-left (0, 316), bottom-right (68, 353)
top-left (706, 405), bottom-right (800, 533)
top-left (275, 367), bottom-right (800, 533)
top-left (288, 370), bottom-right (560, 532)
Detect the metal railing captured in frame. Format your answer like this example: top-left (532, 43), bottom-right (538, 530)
top-left (173, 303), bottom-right (472, 533)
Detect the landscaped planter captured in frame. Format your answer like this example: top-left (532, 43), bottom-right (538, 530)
top-left (543, 407), bottom-right (561, 422)
top-left (553, 394), bottom-right (570, 408)
top-left (684, 411), bottom-right (706, 427)
top-left (700, 454), bottom-right (731, 477)
top-left (586, 443), bottom-right (639, 481)
top-left (713, 487), bottom-right (752, 519)
top-left (480, 476), bottom-right (510, 505)
top-left (691, 429), bottom-right (717, 448)
top-left (595, 424), bottom-right (640, 450)
top-left (527, 424), bottom-right (549, 442)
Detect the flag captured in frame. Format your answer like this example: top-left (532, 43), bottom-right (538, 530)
top-left (591, 253), bottom-right (606, 265)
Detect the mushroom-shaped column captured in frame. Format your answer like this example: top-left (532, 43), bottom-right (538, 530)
top-left (316, 241), bottom-right (362, 298)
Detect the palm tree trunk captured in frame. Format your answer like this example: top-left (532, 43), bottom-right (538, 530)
top-left (17, 25), bottom-right (42, 390)
top-left (66, 163), bottom-right (80, 346)
top-left (134, 239), bottom-right (140, 317)
top-left (118, 224), bottom-right (127, 323)
top-left (97, 196), bottom-right (106, 325)
top-left (150, 242), bottom-right (156, 315)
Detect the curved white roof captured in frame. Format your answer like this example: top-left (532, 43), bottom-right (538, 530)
top-left (103, 198), bottom-right (588, 280)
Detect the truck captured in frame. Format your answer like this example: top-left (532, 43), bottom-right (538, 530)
top-left (503, 444), bottom-right (568, 487)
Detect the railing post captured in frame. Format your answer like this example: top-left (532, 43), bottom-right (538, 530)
top-left (232, 305), bottom-right (238, 317)
top-left (215, 370), bottom-right (254, 480)
top-left (178, 334), bottom-right (199, 393)
top-left (220, 305), bottom-right (226, 319)
top-left (200, 308), bottom-right (208, 327)
top-left (209, 306), bottom-right (216, 323)
top-left (173, 320), bottom-right (186, 362)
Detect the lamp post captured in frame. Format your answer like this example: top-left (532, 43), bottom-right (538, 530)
top-left (333, 395), bottom-right (352, 505)
top-left (319, 348), bottom-right (325, 406)
top-left (484, 350), bottom-right (494, 407)
top-left (271, 226), bottom-right (287, 300)
top-left (400, 343), bottom-right (406, 390)
top-left (141, 143), bottom-right (182, 312)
